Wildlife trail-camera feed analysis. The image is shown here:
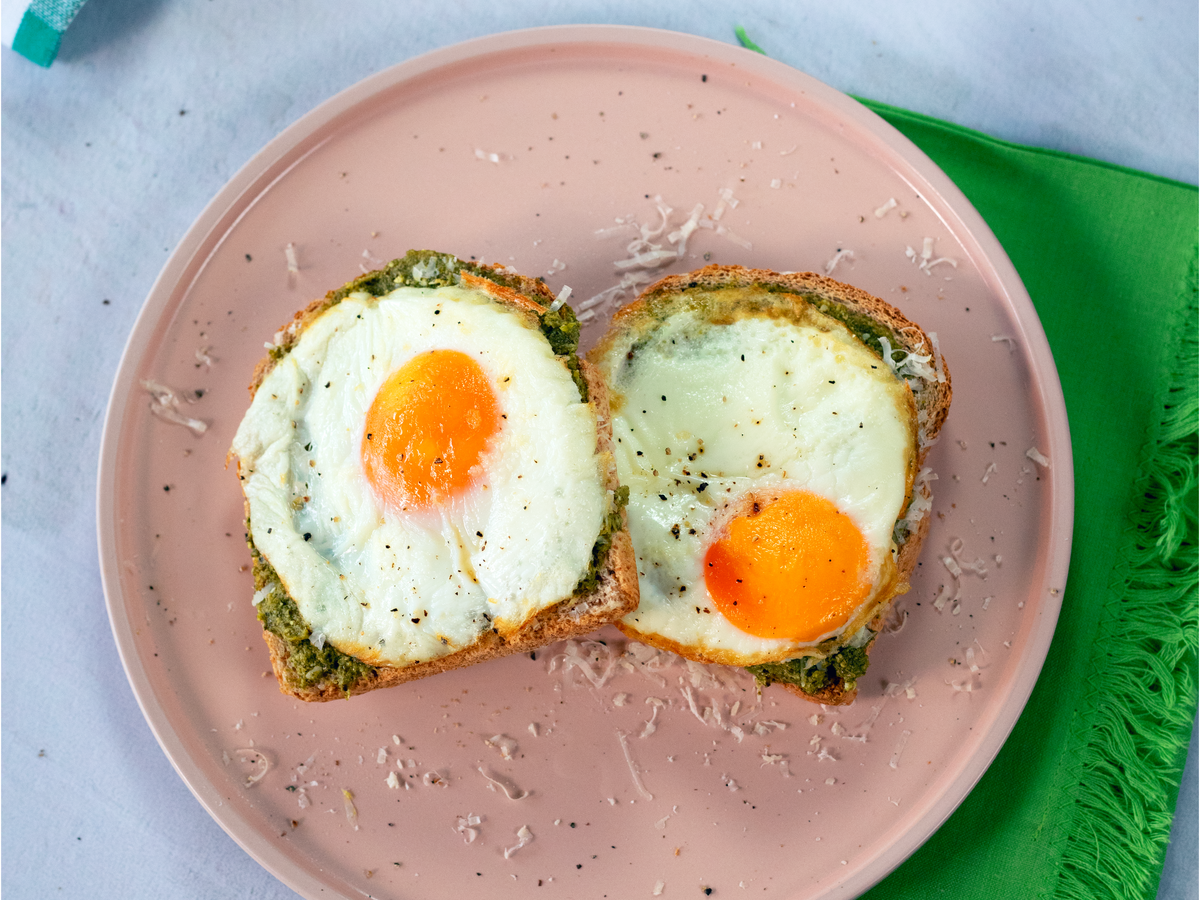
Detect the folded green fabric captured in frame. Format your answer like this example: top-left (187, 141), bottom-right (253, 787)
top-left (11, 0), bottom-right (89, 67)
top-left (855, 100), bottom-right (1199, 900)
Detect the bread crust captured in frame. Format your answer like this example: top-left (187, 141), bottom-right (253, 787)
top-left (593, 265), bottom-right (951, 705)
top-left (236, 256), bottom-right (639, 701)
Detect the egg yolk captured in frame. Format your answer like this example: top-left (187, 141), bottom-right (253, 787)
top-left (361, 349), bottom-right (500, 510)
top-left (703, 491), bottom-right (870, 642)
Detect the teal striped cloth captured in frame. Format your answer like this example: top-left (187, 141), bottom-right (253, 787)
top-left (11, 0), bottom-right (87, 66)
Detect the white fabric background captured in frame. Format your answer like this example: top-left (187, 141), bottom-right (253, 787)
top-left (3, 2), bottom-right (1196, 898)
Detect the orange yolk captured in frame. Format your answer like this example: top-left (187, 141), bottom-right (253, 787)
top-left (361, 349), bottom-right (500, 511)
top-left (703, 491), bottom-right (870, 642)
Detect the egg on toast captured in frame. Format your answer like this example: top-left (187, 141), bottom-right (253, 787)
top-left (589, 265), bottom-right (951, 704)
top-left (230, 250), bottom-right (638, 700)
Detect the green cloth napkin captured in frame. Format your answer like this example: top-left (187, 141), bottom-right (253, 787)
top-left (10, 0), bottom-right (88, 67)
top-left (854, 100), bottom-right (1199, 900)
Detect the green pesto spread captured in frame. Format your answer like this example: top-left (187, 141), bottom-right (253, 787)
top-left (574, 485), bottom-right (629, 595)
top-left (537, 304), bottom-right (588, 402)
top-left (747, 643), bottom-right (873, 696)
top-left (248, 529), bottom-right (376, 695)
top-left (250, 250), bottom-right (610, 692)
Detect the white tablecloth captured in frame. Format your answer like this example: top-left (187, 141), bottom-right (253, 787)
top-left (3, 2), bottom-right (1195, 898)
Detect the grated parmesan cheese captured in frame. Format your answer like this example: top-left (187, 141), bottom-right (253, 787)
top-left (477, 768), bottom-right (527, 800)
top-left (640, 697), bottom-right (665, 738)
top-left (549, 285), bottom-right (572, 311)
top-left (235, 749), bottom-right (270, 786)
top-left (1026, 446), bottom-right (1051, 468)
top-left (949, 537), bottom-right (989, 577)
top-left (359, 248), bottom-right (384, 273)
top-left (932, 580), bottom-right (960, 613)
top-left (455, 814), bottom-right (482, 844)
top-left (668, 202), bottom-right (706, 258)
top-left (616, 730), bottom-right (653, 800)
top-left (485, 734), bottom-right (518, 760)
top-left (342, 789), bottom-right (359, 830)
top-left (141, 379), bottom-right (207, 435)
top-left (824, 247), bottom-right (855, 275)
top-left (906, 237), bottom-right (957, 275)
top-left (877, 336), bottom-right (938, 387)
top-left (889, 730), bottom-right (912, 769)
top-left (615, 247), bottom-right (679, 269)
top-left (503, 825), bottom-right (533, 859)
top-left (874, 197), bottom-right (898, 218)
top-left (991, 334), bottom-right (1018, 353)
top-left (715, 223), bottom-right (753, 250)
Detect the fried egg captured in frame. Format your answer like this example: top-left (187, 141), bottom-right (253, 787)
top-left (231, 282), bottom-right (606, 669)
top-left (592, 289), bottom-right (917, 666)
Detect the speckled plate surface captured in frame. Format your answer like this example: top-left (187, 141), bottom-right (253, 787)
top-left (98, 26), bottom-right (1072, 900)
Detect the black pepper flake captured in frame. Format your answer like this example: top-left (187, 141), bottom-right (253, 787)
top-left (658, 493), bottom-right (668, 501)
top-left (163, 485), bottom-right (170, 492)
top-left (697, 482), bottom-right (708, 492)
top-left (303, 533), bottom-right (312, 541)
top-left (701, 74), bottom-right (708, 82)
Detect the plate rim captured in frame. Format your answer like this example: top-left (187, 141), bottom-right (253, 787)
top-left (96, 23), bottom-right (1075, 900)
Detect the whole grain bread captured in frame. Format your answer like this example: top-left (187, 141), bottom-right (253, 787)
top-left (594, 265), bottom-right (952, 705)
top-left (235, 252), bottom-right (639, 701)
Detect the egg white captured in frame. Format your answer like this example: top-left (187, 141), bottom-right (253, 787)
top-left (599, 307), bottom-right (915, 665)
top-left (231, 285), bottom-right (606, 668)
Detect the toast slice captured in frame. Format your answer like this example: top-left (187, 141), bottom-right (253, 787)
top-left (590, 265), bottom-right (951, 705)
top-left (232, 250), bottom-right (639, 701)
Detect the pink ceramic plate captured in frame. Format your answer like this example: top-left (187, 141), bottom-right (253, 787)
top-left (98, 26), bottom-right (1072, 900)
